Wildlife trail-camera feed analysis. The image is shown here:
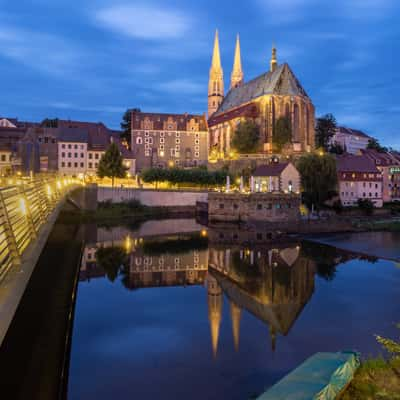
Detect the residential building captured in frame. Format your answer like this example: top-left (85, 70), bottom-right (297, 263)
top-left (331, 126), bottom-right (372, 154)
top-left (131, 110), bottom-right (208, 171)
top-left (252, 162), bottom-right (300, 193)
top-left (337, 154), bottom-right (383, 207)
top-left (58, 128), bottom-right (88, 176)
top-left (361, 149), bottom-right (400, 202)
top-left (0, 127), bottom-right (28, 173)
top-left (207, 31), bottom-right (315, 157)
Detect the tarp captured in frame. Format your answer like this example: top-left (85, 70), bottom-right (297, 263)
top-left (257, 351), bottom-right (360, 400)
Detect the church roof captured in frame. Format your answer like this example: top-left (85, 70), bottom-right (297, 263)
top-left (214, 63), bottom-right (309, 117)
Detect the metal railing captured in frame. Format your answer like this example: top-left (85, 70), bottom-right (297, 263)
top-left (0, 176), bottom-right (83, 281)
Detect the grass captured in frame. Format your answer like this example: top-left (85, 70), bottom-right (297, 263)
top-left (59, 199), bottom-right (194, 224)
top-left (340, 357), bottom-right (400, 400)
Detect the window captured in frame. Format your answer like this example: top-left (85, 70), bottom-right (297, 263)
top-left (44, 137), bottom-right (48, 143)
top-left (52, 138), bottom-right (56, 144)
top-left (176, 138), bottom-right (180, 144)
top-left (95, 163), bottom-right (98, 168)
top-left (233, 204), bottom-right (238, 210)
top-left (61, 152), bottom-right (65, 158)
top-left (219, 204), bottom-right (224, 209)
top-left (89, 162), bottom-right (92, 168)
top-left (257, 204), bottom-right (262, 210)
top-left (195, 152), bottom-right (199, 158)
top-left (257, 233), bottom-right (263, 240)
top-left (148, 137), bottom-right (153, 144)
top-left (176, 132), bottom-right (180, 138)
top-left (62, 144), bottom-right (65, 149)
top-left (68, 152), bottom-right (71, 157)
top-left (80, 162), bottom-right (84, 168)
top-left (375, 192), bottom-right (378, 197)
top-left (61, 162), bottom-right (65, 167)
top-left (95, 153), bottom-right (99, 160)
top-left (195, 139), bottom-right (199, 145)
top-left (0, 155), bottom-right (5, 161)
top-left (67, 162), bottom-right (71, 167)
top-left (81, 153), bottom-right (84, 158)
top-left (81, 145), bottom-right (84, 149)
top-left (68, 144), bottom-right (71, 149)
top-left (160, 132), bottom-right (165, 137)
top-left (160, 144), bottom-right (164, 150)
top-left (195, 145), bottom-right (199, 151)
top-left (74, 162), bottom-right (78, 168)
top-left (89, 153), bottom-right (93, 159)
top-left (145, 131), bottom-right (149, 137)
top-left (136, 137), bottom-right (143, 145)
top-left (74, 144), bottom-right (78, 149)
top-left (160, 138), bottom-right (165, 144)
top-left (74, 153), bottom-right (78, 158)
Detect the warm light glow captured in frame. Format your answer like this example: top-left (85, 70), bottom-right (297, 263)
top-left (56, 180), bottom-right (61, 189)
top-left (159, 150), bottom-right (165, 157)
top-left (200, 229), bottom-right (208, 237)
top-left (125, 236), bottom-right (133, 253)
top-left (17, 171), bottom-right (21, 176)
top-left (78, 173), bottom-right (84, 180)
top-left (19, 198), bottom-right (27, 215)
top-left (46, 184), bottom-right (52, 197)
top-left (168, 160), bottom-right (174, 168)
top-left (318, 150), bottom-right (324, 156)
top-left (126, 172), bottom-right (131, 179)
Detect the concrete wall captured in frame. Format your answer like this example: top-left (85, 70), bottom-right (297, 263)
top-left (98, 186), bottom-right (208, 207)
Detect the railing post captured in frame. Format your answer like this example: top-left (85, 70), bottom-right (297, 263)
top-left (18, 185), bottom-right (37, 239)
top-left (0, 191), bottom-right (21, 266)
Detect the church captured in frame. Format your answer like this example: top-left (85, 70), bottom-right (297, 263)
top-left (207, 31), bottom-right (315, 157)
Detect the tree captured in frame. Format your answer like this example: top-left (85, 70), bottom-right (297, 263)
top-left (41, 118), bottom-right (59, 128)
top-left (315, 114), bottom-right (337, 150)
top-left (367, 138), bottom-right (388, 153)
top-left (329, 142), bottom-right (345, 155)
top-left (97, 142), bottom-right (127, 187)
top-left (273, 116), bottom-right (292, 152)
top-left (120, 108), bottom-right (140, 145)
top-left (357, 198), bottom-right (374, 215)
top-left (297, 152), bottom-right (338, 209)
top-left (231, 120), bottom-right (260, 153)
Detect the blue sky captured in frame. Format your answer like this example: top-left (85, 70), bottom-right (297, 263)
top-left (1, 0), bottom-right (399, 147)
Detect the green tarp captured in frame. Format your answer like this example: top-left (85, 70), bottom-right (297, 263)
top-left (257, 351), bottom-right (360, 400)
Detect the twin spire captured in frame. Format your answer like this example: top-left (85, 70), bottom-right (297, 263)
top-left (208, 29), bottom-right (278, 117)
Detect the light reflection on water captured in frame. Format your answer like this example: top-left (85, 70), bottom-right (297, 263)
top-left (68, 220), bottom-right (400, 400)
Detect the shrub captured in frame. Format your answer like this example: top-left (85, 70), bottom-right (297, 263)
top-left (357, 198), bottom-right (374, 216)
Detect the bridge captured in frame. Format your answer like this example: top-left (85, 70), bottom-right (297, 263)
top-left (0, 175), bottom-right (83, 345)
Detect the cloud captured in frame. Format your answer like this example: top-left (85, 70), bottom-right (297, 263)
top-left (0, 25), bottom-right (81, 76)
top-left (49, 102), bottom-right (125, 114)
top-left (94, 4), bottom-right (191, 40)
top-left (158, 79), bottom-right (204, 94)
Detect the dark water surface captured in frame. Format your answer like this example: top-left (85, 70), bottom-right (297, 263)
top-left (67, 221), bottom-right (400, 400)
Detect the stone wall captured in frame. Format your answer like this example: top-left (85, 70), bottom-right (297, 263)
top-left (208, 192), bottom-right (300, 223)
top-left (98, 186), bottom-right (208, 207)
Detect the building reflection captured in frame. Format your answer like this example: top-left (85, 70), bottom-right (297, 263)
top-left (79, 227), bottom-right (361, 357)
top-left (207, 243), bottom-right (316, 354)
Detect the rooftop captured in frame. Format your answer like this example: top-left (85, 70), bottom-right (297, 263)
top-left (253, 162), bottom-right (290, 176)
top-left (337, 154), bottom-right (380, 174)
top-left (336, 126), bottom-right (371, 139)
top-left (213, 63), bottom-right (309, 117)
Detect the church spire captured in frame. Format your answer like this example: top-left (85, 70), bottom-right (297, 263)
top-left (207, 273), bottom-right (223, 358)
top-left (211, 29), bottom-right (222, 70)
top-left (208, 29), bottom-right (224, 117)
top-left (230, 34), bottom-right (244, 89)
top-left (270, 44), bottom-right (277, 73)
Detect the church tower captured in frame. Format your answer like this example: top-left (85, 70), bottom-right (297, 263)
top-left (207, 273), bottom-right (223, 358)
top-left (208, 30), bottom-right (224, 117)
top-left (270, 45), bottom-right (278, 72)
top-left (230, 34), bottom-right (244, 89)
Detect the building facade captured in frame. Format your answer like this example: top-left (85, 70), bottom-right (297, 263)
top-left (58, 129), bottom-right (88, 176)
top-left (252, 162), bottom-right (300, 194)
top-left (361, 149), bottom-right (400, 202)
top-left (207, 31), bottom-right (315, 158)
top-left (337, 154), bottom-right (383, 207)
top-left (131, 110), bottom-right (208, 172)
top-left (331, 126), bottom-right (372, 154)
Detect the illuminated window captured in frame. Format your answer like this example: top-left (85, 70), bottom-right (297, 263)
top-left (160, 137), bottom-right (165, 144)
top-left (195, 152), bottom-right (199, 158)
top-left (136, 137), bottom-right (143, 144)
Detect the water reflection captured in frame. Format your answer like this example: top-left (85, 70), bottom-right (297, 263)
top-left (79, 224), bottom-right (366, 357)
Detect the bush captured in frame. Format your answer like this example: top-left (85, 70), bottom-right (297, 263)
top-left (141, 167), bottom-right (229, 187)
top-left (357, 198), bottom-right (374, 216)
top-left (332, 199), bottom-right (343, 214)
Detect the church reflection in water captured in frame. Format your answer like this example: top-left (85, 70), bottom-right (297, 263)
top-left (79, 225), bottom-right (355, 356)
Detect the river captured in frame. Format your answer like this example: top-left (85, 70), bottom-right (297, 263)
top-left (0, 218), bottom-right (399, 400)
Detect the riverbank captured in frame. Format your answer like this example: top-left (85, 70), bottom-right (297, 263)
top-left (340, 357), bottom-right (400, 399)
top-left (59, 200), bottom-right (196, 224)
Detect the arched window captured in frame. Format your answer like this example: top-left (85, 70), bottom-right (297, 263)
top-left (136, 137), bottom-right (143, 145)
top-left (293, 104), bottom-right (300, 142)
